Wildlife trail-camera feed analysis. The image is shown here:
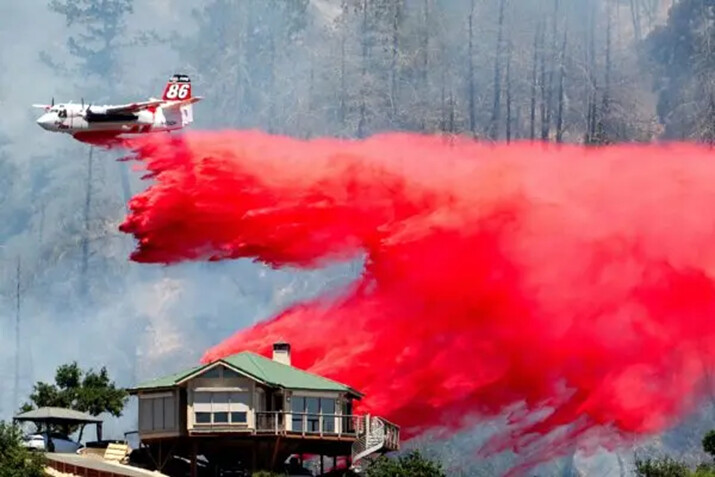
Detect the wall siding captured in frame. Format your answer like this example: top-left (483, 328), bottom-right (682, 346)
top-left (187, 367), bottom-right (257, 430)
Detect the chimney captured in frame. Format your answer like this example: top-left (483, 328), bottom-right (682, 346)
top-left (272, 342), bottom-right (291, 366)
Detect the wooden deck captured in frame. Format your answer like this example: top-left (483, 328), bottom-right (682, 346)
top-left (182, 411), bottom-right (394, 444)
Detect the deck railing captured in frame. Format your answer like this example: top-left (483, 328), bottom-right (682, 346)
top-left (191, 411), bottom-right (369, 437)
top-left (350, 415), bottom-right (401, 468)
top-left (379, 417), bottom-right (400, 451)
top-left (254, 411), bottom-right (285, 433)
top-left (189, 411), bottom-right (399, 450)
top-left (255, 411), bottom-right (364, 437)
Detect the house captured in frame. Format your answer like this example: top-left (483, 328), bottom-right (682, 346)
top-left (128, 342), bottom-right (399, 476)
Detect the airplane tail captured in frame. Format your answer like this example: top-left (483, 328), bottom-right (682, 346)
top-left (161, 74), bottom-right (192, 101)
top-left (163, 102), bottom-right (196, 128)
top-left (161, 74), bottom-right (201, 128)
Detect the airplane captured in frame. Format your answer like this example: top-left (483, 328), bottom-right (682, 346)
top-left (32, 73), bottom-right (202, 146)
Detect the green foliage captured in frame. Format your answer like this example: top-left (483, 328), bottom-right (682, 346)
top-left (635, 457), bottom-right (690, 477)
top-left (181, 0), bottom-right (310, 129)
top-left (43, 0), bottom-right (163, 81)
top-left (22, 362), bottom-right (128, 430)
top-left (633, 428), bottom-right (715, 477)
top-left (703, 430), bottom-right (715, 458)
top-left (633, 458), bottom-right (715, 477)
top-left (645, 0), bottom-right (715, 141)
top-left (365, 450), bottom-right (446, 477)
top-left (0, 421), bottom-right (46, 477)
top-left (47, 0), bottom-right (134, 76)
top-left (692, 464), bottom-right (715, 477)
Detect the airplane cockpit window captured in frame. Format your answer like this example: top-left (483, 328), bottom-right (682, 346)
top-left (58, 109), bottom-right (67, 118)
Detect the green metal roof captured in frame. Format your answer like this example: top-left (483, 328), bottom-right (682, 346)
top-left (130, 363), bottom-right (206, 391)
top-left (129, 351), bottom-right (362, 398)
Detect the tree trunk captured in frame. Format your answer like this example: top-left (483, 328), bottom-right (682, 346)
top-left (539, 21), bottom-right (548, 140)
top-left (13, 257), bottom-right (21, 412)
top-left (505, 42), bottom-right (513, 143)
top-left (585, 2), bottom-right (598, 143)
top-left (489, 0), bottom-right (506, 140)
top-left (81, 146), bottom-right (93, 298)
top-left (468, 0), bottom-right (476, 136)
top-left (448, 89), bottom-right (455, 133)
top-left (530, 21), bottom-right (541, 140)
top-left (339, 2), bottom-right (347, 128)
top-left (629, 0), bottom-right (642, 42)
top-left (357, 0), bottom-right (368, 138)
top-left (12, 256), bottom-right (22, 414)
top-left (556, 28), bottom-right (568, 142)
top-left (544, 0), bottom-right (560, 141)
top-left (307, 58), bottom-right (315, 138)
top-left (420, 0), bottom-right (430, 131)
top-left (118, 161), bottom-right (131, 212)
top-left (38, 202), bottom-right (46, 243)
top-left (603, 1), bottom-right (613, 137)
top-left (389, 1), bottom-right (402, 123)
top-left (267, 33), bottom-right (277, 134)
top-left (422, 0), bottom-right (430, 84)
top-left (440, 66), bottom-right (447, 132)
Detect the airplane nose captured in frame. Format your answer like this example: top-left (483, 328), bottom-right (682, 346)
top-left (36, 114), bottom-right (53, 130)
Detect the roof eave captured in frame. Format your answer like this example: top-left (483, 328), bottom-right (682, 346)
top-left (275, 386), bottom-right (365, 400)
top-left (350, 390), bottom-right (365, 400)
top-left (174, 359), bottom-right (270, 388)
top-left (14, 417), bottom-right (102, 424)
top-left (12, 407), bottom-right (103, 424)
top-left (126, 385), bottom-right (177, 395)
top-left (173, 363), bottom-right (212, 386)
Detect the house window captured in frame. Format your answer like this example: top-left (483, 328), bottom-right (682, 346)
top-left (199, 365), bottom-right (243, 380)
top-left (223, 368), bottom-right (242, 379)
top-left (322, 398), bottom-right (336, 433)
top-left (139, 398), bottom-right (152, 431)
top-left (231, 412), bottom-right (247, 423)
top-left (193, 390), bottom-right (250, 426)
top-left (195, 412), bottom-right (211, 424)
top-left (291, 396), bottom-right (337, 433)
top-left (139, 393), bottom-right (177, 432)
top-left (201, 367), bottom-right (222, 379)
top-left (342, 400), bottom-right (354, 433)
top-left (291, 396), bottom-right (305, 432)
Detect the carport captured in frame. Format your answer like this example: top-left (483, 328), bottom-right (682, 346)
top-left (13, 406), bottom-right (104, 444)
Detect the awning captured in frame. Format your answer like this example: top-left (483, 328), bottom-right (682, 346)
top-left (13, 407), bottom-right (102, 425)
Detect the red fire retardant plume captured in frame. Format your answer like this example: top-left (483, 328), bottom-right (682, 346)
top-left (119, 131), bottom-right (715, 472)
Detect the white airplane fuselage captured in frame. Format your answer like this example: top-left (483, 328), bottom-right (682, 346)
top-left (36, 102), bottom-right (190, 135)
top-left (33, 73), bottom-right (200, 145)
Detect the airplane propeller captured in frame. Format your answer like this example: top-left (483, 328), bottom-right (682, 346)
top-left (32, 97), bottom-right (55, 111)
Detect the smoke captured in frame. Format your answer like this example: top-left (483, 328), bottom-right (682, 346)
top-left (117, 130), bottom-right (715, 470)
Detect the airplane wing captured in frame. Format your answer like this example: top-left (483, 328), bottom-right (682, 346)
top-left (32, 104), bottom-right (52, 111)
top-left (101, 99), bottom-right (166, 115)
top-left (160, 96), bottom-right (203, 107)
top-left (87, 96), bottom-right (203, 116)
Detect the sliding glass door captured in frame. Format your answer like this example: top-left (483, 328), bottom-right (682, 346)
top-left (291, 395), bottom-right (337, 433)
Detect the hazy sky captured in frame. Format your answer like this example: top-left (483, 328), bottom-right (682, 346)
top-left (0, 0), bottom-right (359, 440)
